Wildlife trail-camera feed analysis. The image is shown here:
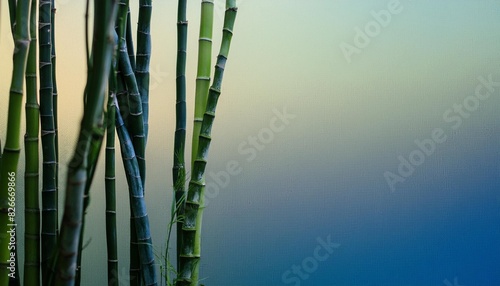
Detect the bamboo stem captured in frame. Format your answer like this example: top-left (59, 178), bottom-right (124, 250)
top-left (115, 100), bottom-right (158, 286)
top-left (135, 0), bottom-right (152, 143)
top-left (177, 1), bottom-right (238, 285)
top-left (115, 2), bottom-right (145, 284)
top-left (126, 7), bottom-right (136, 71)
top-left (50, 0), bottom-right (59, 250)
top-left (106, 51), bottom-right (119, 286)
top-left (24, 0), bottom-right (41, 284)
top-left (0, 0), bottom-right (31, 284)
top-left (39, 0), bottom-right (58, 282)
top-left (191, 0), bottom-right (214, 168)
top-left (173, 0), bottom-right (188, 276)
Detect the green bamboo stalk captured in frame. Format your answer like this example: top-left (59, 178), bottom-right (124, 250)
top-left (0, 0), bottom-right (31, 284)
top-left (115, 100), bottom-right (157, 286)
top-left (191, 0), bottom-right (214, 168)
top-left (24, 0), bottom-right (41, 285)
top-left (7, 2), bottom-right (22, 286)
top-left (7, 1), bottom-right (25, 285)
top-left (38, 0), bottom-right (58, 283)
top-left (177, 1), bottom-right (238, 285)
top-left (173, 0), bottom-right (188, 274)
top-left (187, 4), bottom-right (214, 281)
top-left (106, 56), bottom-right (119, 286)
top-left (53, 1), bottom-right (118, 284)
top-left (135, 0), bottom-right (152, 143)
top-left (75, 105), bottom-right (105, 286)
top-left (76, 16), bottom-right (106, 282)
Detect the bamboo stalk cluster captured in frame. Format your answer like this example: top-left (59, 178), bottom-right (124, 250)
top-left (0, 0), bottom-right (240, 285)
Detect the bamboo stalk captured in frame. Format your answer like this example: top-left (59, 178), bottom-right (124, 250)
top-left (191, 0), bottom-right (214, 168)
top-left (0, 0), bottom-right (31, 284)
top-left (106, 55), bottom-right (119, 286)
top-left (115, 100), bottom-right (157, 286)
top-left (116, 65), bottom-right (143, 286)
top-left (24, 0), bottom-right (41, 285)
top-left (76, 107), bottom-right (105, 286)
top-left (115, 68), bottom-right (143, 286)
top-left (6, 1), bottom-right (26, 285)
top-left (7, 0), bottom-right (16, 37)
top-left (126, 7), bottom-right (136, 71)
top-left (117, 4), bottom-right (146, 189)
top-left (135, 0), bottom-right (152, 143)
top-left (38, 0), bottom-right (58, 282)
top-left (185, 3), bottom-right (214, 282)
top-left (50, 0), bottom-right (59, 246)
top-left (53, 1), bottom-right (118, 284)
top-left (173, 0), bottom-right (188, 275)
top-left (115, 2), bottom-right (144, 284)
top-left (177, 1), bottom-right (238, 285)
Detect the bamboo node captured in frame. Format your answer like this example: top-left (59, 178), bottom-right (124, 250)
top-left (199, 37), bottom-right (212, 43)
top-left (223, 27), bottom-right (234, 35)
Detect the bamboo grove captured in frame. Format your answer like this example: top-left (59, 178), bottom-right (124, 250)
top-left (0, 0), bottom-right (239, 285)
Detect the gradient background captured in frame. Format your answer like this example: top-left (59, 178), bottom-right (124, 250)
top-left (1, 0), bottom-right (500, 285)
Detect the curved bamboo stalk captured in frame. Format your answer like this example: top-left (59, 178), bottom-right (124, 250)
top-left (173, 0), bottom-right (188, 276)
top-left (117, 11), bottom-right (146, 189)
top-left (115, 100), bottom-right (157, 286)
top-left (116, 2), bottom-right (145, 284)
top-left (177, 1), bottom-right (238, 284)
top-left (24, 0), bottom-right (41, 285)
top-left (0, 0), bottom-right (31, 284)
top-left (116, 67), bottom-right (143, 286)
top-left (38, 0), bottom-right (58, 282)
top-left (115, 66), bottom-right (143, 286)
top-left (135, 0), bottom-right (152, 143)
top-left (53, 1), bottom-right (118, 284)
top-left (191, 0), bottom-right (214, 168)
